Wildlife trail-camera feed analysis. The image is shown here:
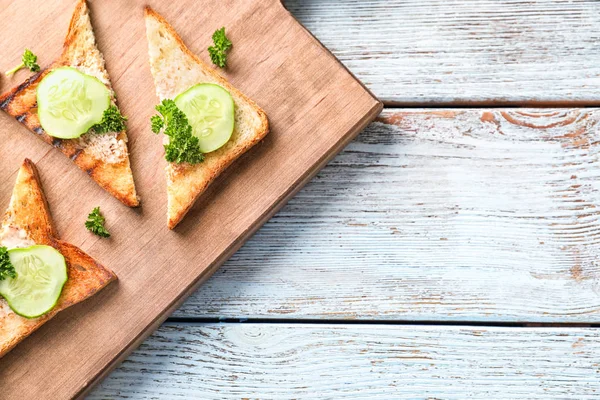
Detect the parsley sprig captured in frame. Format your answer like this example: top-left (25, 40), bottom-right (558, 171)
top-left (92, 105), bottom-right (127, 134)
top-left (5, 49), bottom-right (40, 77)
top-left (151, 99), bottom-right (204, 164)
top-left (0, 247), bottom-right (16, 281)
top-left (208, 27), bottom-right (232, 68)
top-left (85, 207), bottom-right (110, 238)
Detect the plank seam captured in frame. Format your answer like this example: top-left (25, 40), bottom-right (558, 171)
top-left (166, 317), bottom-right (600, 328)
top-left (381, 102), bottom-right (600, 108)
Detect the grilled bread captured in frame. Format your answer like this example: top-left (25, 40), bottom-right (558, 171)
top-left (0, 0), bottom-right (139, 207)
top-left (0, 159), bottom-right (116, 357)
top-left (144, 7), bottom-right (269, 229)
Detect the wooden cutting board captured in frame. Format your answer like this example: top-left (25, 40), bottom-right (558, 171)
top-left (0, 0), bottom-right (381, 398)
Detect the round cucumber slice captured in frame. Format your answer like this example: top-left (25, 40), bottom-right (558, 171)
top-left (0, 245), bottom-right (67, 319)
top-left (37, 67), bottom-right (110, 139)
top-left (174, 83), bottom-right (235, 153)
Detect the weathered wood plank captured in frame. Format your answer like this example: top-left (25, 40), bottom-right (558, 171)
top-left (175, 109), bottom-right (600, 322)
top-left (89, 323), bottom-right (600, 399)
top-left (285, 0), bottom-right (600, 105)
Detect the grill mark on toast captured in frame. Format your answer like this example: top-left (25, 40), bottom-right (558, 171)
top-left (0, 93), bottom-right (14, 110)
top-left (33, 126), bottom-right (44, 136)
top-left (15, 114), bottom-right (26, 123)
top-left (70, 148), bottom-right (83, 161)
top-left (52, 138), bottom-right (63, 149)
top-left (0, 69), bottom-right (45, 111)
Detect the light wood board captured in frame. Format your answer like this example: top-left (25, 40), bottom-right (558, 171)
top-left (0, 0), bottom-right (381, 398)
top-left (285, 0), bottom-right (600, 105)
top-left (176, 109), bottom-right (600, 323)
top-left (90, 323), bottom-right (600, 399)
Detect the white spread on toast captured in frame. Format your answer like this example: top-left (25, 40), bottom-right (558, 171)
top-left (71, 58), bottom-right (111, 87)
top-left (78, 131), bottom-right (127, 164)
top-left (0, 226), bottom-right (34, 250)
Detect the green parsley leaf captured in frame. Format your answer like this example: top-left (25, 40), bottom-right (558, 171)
top-left (151, 99), bottom-right (205, 164)
top-left (5, 49), bottom-right (40, 77)
top-left (0, 247), bottom-right (16, 281)
top-left (151, 115), bottom-right (164, 134)
top-left (22, 49), bottom-right (40, 72)
top-left (92, 105), bottom-right (128, 134)
top-left (85, 207), bottom-right (110, 238)
top-left (208, 27), bottom-right (232, 68)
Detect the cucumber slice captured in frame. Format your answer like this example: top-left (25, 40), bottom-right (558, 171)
top-left (37, 67), bottom-right (110, 139)
top-left (174, 83), bottom-right (235, 153)
top-left (0, 245), bottom-right (67, 319)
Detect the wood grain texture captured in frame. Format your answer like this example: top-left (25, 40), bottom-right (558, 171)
top-left (0, 1), bottom-right (380, 398)
top-left (285, 0), bottom-right (600, 105)
top-left (176, 109), bottom-right (600, 323)
top-left (89, 323), bottom-right (600, 399)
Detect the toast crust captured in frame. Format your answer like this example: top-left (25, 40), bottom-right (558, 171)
top-left (0, 159), bottom-right (116, 357)
top-left (0, 0), bottom-right (139, 207)
top-left (144, 7), bottom-right (269, 229)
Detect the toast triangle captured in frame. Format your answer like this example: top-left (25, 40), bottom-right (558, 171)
top-left (144, 7), bottom-right (269, 229)
top-left (0, 159), bottom-right (116, 357)
top-left (0, 0), bottom-right (139, 207)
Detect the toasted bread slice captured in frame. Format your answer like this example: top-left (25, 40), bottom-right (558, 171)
top-left (0, 159), bottom-right (116, 357)
top-left (144, 7), bottom-right (269, 229)
top-left (0, 0), bottom-right (139, 207)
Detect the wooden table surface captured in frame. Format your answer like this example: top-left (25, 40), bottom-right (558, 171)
top-left (89, 1), bottom-right (600, 398)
